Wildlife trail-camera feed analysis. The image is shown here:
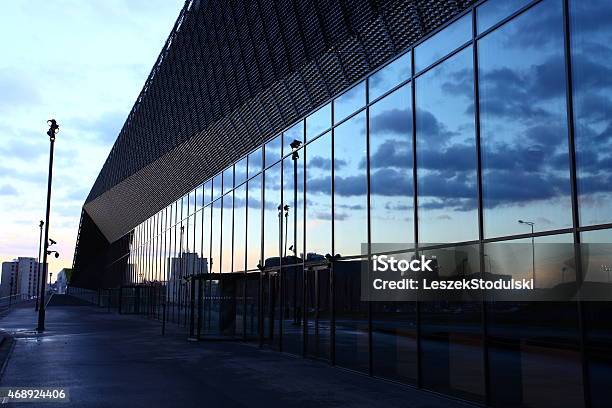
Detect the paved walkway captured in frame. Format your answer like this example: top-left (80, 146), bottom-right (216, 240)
top-left (0, 296), bottom-right (472, 407)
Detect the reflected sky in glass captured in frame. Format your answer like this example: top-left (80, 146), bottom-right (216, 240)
top-left (248, 147), bottom-right (263, 178)
top-left (247, 175), bottom-right (262, 270)
top-left (212, 173), bottom-right (222, 201)
top-left (283, 121), bottom-right (304, 157)
top-left (283, 153), bottom-right (304, 261)
top-left (334, 81), bottom-right (366, 124)
top-left (263, 162), bottom-right (282, 263)
top-left (265, 135), bottom-right (282, 168)
top-left (306, 103), bottom-right (331, 141)
top-left (368, 52), bottom-right (411, 102)
top-left (369, 84), bottom-right (414, 247)
top-left (221, 193), bottom-right (233, 272)
top-left (306, 131), bottom-right (332, 257)
top-left (479, 0), bottom-right (571, 237)
top-left (477, 0), bottom-right (532, 34)
top-left (235, 157), bottom-right (247, 186)
top-left (210, 199), bottom-right (221, 273)
top-left (415, 13), bottom-right (471, 73)
top-left (233, 184), bottom-right (247, 272)
top-left (417, 46), bottom-right (478, 244)
top-left (571, 0), bottom-right (612, 226)
top-left (223, 166), bottom-right (233, 194)
top-left (334, 111), bottom-right (367, 256)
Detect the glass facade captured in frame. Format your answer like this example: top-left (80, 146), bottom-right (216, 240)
top-left (123, 1), bottom-right (611, 406)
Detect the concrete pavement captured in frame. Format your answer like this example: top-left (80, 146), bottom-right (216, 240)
top-left (0, 296), bottom-right (473, 408)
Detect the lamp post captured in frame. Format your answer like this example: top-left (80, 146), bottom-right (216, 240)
top-left (37, 119), bottom-right (59, 333)
top-left (518, 220), bottom-right (536, 288)
top-left (35, 221), bottom-right (44, 311)
top-left (290, 140), bottom-right (301, 325)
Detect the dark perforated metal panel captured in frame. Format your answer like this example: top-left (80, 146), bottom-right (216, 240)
top-left (77, 0), bottom-right (476, 263)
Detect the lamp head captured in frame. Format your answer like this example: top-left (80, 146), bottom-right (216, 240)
top-left (47, 119), bottom-right (59, 138)
top-left (39, 220), bottom-right (44, 228)
top-left (290, 139), bottom-right (302, 150)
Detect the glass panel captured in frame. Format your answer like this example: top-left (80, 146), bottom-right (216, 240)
top-left (263, 162), bottom-right (282, 265)
top-left (265, 135), bottom-right (282, 168)
top-left (201, 205), bottom-right (211, 274)
top-left (282, 264), bottom-right (303, 355)
top-left (305, 132), bottom-right (332, 259)
top-left (369, 84), bottom-right (414, 248)
top-left (223, 166), bottom-right (234, 194)
top-left (571, 0), bottom-right (612, 226)
top-left (210, 199), bottom-right (221, 273)
top-left (221, 193), bottom-right (233, 273)
top-left (368, 52), bottom-right (411, 102)
top-left (485, 234), bottom-right (584, 408)
top-left (248, 147), bottom-right (263, 178)
top-left (580, 228), bottom-right (612, 407)
top-left (181, 196), bottom-right (188, 221)
top-left (420, 245), bottom-right (484, 401)
top-left (235, 157), bottom-right (247, 186)
top-left (283, 152), bottom-right (304, 263)
top-left (247, 175), bottom-right (262, 270)
top-left (415, 13), bottom-right (472, 73)
top-left (334, 81), bottom-right (366, 124)
top-left (306, 103), bottom-right (331, 141)
top-left (416, 46), bottom-right (478, 244)
top-left (212, 173), bottom-right (222, 201)
top-left (479, 0), bottom-right (571, 237)
top-left (335, 259), bottom-right (369, 373)
top-left (203, 180), bottom-right (212, 206)
top-left (477, 0), bottom-right (532, 34)
top-left (188, 190), bottom-right (195, 216)
top-left (233, 184), bottom-right (247, 272)
top-left (372, 300), bottom-right (417, 383)
top-left (334, 111), bottom-right (367, 256)
top-left (193, 211), bottom-right (207, 274)
top-left (283, 121), bottom-right (304, 157)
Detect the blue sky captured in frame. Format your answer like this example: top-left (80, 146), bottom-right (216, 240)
top-left (0, 0), bottom-right (184, 278)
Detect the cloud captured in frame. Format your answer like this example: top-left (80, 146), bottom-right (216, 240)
top-left (0, 68), bottom-right (41, 110)
top-left (0, 184), bottom-right (18, 196)
top-left (70, 111), bottom-right (127, 144)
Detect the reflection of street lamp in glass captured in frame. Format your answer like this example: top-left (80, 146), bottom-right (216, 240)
top-left (290, 139), bottom-right (302, 325)
top-left (602, 264), bottom-right (611, 283)
top-left (518, 220), bottom-right (536, 288)
top-left (483, 254), bottom-right (492, 275)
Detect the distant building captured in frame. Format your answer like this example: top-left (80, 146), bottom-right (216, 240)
top-left (0, 257), bottom-right (44, 299)
top-left (56, 268), bottom-right (71, 294)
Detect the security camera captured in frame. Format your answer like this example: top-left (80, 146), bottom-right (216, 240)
top-left (49, 238), bottom-right (57, 246)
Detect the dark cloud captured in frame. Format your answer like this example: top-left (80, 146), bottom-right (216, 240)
top-left (369, 107), bottom-right (411, 135)
top-left (416, 108), bottom-right (458, 141)
top-left (308, 156), bottom-right (332, 171)
top-left (369, 139), bottom-right (412, 170)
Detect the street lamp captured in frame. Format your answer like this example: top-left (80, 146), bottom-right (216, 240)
top-left (37, 119), bottom-right (59, 333)
top-left (35, 220), bottom-right (44, 311)
top-left (518, 220), bottom-right (536, 288)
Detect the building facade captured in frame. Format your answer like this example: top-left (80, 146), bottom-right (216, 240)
top-left (73, 0), bottom-right (612, 407)
top-left (1, 258), bottom-right (42, 299)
